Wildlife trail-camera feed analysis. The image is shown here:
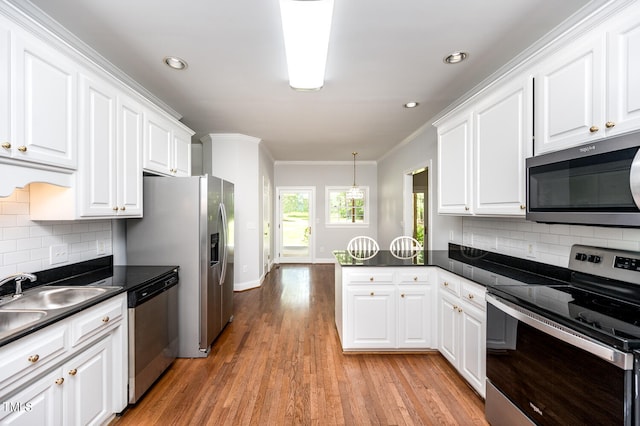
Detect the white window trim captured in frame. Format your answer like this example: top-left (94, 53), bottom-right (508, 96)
top-left (325, 185), bottom-right (370, 228)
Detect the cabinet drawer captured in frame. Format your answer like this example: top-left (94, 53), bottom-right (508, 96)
top-left (398, 271), bottom-right (431, 284)
top-left (461, 281), bottom-right (486, 310)
top-left (0, 322), bottom-right (67, 389)
top-left (70, 297), bottom-right (124, 347)
top-left (346, 271), bottom-right (394, 284)
top-left (438, 274), bottom-right (460, 296)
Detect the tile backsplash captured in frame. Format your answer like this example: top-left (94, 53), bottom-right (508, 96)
top-left (462, 216), bottom-right (640, 267)
top-left (0, 186), bottom-right (112, 277)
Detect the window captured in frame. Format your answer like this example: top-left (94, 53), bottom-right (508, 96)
top-left (326, 186), bottom-right (369, 226)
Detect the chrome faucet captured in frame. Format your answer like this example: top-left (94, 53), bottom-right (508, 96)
top-left (0, 273), bottom-right (37, 297)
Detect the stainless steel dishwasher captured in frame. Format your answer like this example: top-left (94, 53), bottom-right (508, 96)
top-left (127, 268), bottom-right (179, 404)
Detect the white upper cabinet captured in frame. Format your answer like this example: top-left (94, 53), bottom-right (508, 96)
top-left (607, 5), bottom-right (640, 137)
top-left (474, 75), bottom-right (532, 215)
top-left (12, 24), bottom-right (77, 169)
top-left (436, 73), bottom-right (532, 217)
top-left (0, 18), bottom-right (9, 159)
top-left (535, 2), bottom-right (640, 154)
top-left (78, 73), bottom-right (142, 218)
top-left (144, 109), bottom-right (192, 177)
top-left (534, 32), bottom-right (606, 154)
top-left (437, 110), bottom-right (472, 215)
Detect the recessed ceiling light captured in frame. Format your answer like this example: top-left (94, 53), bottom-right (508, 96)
top-left (404, 101), bottom-right (419, 108)
top-left (443, 51), bottom-right (469, 64)
top-left (163, 56), bottom-right (188, 70)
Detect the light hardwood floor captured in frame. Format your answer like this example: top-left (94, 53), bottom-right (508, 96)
top-left (112, 264), bottom-right (488, 425)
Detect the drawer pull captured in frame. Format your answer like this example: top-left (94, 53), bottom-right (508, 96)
top-left (370, 292), bottom-right (374, 296)
top-left (55, 378), bottom-right (64, 385)
top-left (401, 294), bottom-right (405, 298)
top-left (468, 294), bottom-right (474, 299)
top-left (413, 276), bottom-right (418, 281)
top-left (120, 206), bottom-right (126, 211)
top-left (443, 282), bottom-right (449, 287)
top-left (68, 369), bottom-right (78, 376)
top-left (369, 277), bottom-right (374, 282)
top-left (102, 316), bottom-right (110, 323)
top-left (17, 145), bottom-right (27, 152)
top-left (1, 142), bottom-right (10, 149)
top-left (28, 354), bottom-right (40, 363)
top-left (112, 206), bottom-right (119, 211)
top-left (589, 125), bottom-right (599, 133)
top-left (452, 305), bottom-right (458, 310)
top-left (605, 121), bottom-right (615, 128)
top-left (457, 308), bottom-right (463, 313)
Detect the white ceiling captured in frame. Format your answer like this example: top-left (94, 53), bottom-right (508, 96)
top-left (25, 0), bottom-right (591, 161)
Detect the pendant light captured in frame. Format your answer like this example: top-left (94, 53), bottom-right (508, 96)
top-left (347, 152), bottom-right (364, 200)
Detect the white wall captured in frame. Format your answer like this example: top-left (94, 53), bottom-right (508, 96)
top-left (202, 133), bottom-right (274, 291)
top-left (377, 125), bottom-right (461, 250)
top-left (0, 186), bottom-right (112, 277)
top-left (274, 161), bottom-right (377, 262)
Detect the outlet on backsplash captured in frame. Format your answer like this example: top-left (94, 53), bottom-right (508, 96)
top-left (49, 244), bottom-right (69, 265)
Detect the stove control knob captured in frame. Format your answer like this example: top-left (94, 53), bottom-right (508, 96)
top-left (587, 255), bottom-right (601, 264)
top-left (575, 253), bottom-right (588, 261)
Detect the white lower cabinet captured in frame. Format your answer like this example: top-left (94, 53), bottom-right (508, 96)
top-left (337, 266), bottom-right (434, 351)
top-left (0, 294), bottom-right (127, 425)
top-left (437, 271), bottom-right (486, 397)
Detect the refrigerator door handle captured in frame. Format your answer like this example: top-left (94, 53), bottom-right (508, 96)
top-left (219, 202), bottom-right (228, 285)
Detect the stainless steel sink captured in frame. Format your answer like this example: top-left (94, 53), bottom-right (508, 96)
top-left (0, 310), bottom-right (47, 336)
top-left (0, 287), bottom-right (110, 310)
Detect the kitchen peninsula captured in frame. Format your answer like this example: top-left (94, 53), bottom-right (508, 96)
top-left (334, 244), bottom-right (572, 398)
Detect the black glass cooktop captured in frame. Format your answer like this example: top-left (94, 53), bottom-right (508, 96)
top-left (489, 283), bottom-right (640, 351)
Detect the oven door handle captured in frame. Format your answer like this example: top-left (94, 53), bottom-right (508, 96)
top-left (486, 294), bottom-right (634, 370)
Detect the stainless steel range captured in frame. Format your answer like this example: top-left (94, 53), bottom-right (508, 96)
top-left (486, 244), bottom-right (640, 425)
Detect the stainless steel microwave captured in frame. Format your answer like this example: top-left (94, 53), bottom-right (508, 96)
top-left (526, 133), bottom-right (640, 227)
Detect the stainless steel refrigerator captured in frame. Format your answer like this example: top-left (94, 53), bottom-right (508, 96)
top-left (126, 175), bottom-right (234, 358)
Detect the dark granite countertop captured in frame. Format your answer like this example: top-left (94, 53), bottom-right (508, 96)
top-left (0, 256), bottom-right (178, 347)
top-left (334, 244), bottom-right (571, 289)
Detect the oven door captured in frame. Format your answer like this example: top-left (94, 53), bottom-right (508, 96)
top-left (526, 133), bottom-right (640, 226)
top-left (486, 294), bottom-right (634, 426)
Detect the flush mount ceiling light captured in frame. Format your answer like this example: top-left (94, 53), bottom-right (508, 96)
top-left (163, 56), bottom-right (188, 70)
top-left (346, 152), bottom-right (364, 201)
top-left (443, 51), bottom-right (469, 64)
top-left (404, 101), bottom-right (419, 108)
top-left (279, 0), bottom-right (334, 91)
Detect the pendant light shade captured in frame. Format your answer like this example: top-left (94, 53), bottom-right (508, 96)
top-left (347, 152), bottom-right (364, 200)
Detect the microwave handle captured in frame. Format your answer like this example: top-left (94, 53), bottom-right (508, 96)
top-left (630, 148), bottom-right (640, 209)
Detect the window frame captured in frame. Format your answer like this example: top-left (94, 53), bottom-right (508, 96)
top-left (325, 186), bottom-right (370, 228)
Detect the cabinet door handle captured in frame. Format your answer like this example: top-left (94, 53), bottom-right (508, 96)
top-left (520, 205), bottom-right (526, 210)
top-left (457, 308), bottom-right (463, 313)
top-left (464, 206), bottom-right (470, 211)
top-left (413, 276), bottom-right (418, 281)
top-left (468, 294), bottom-right (474, 299)
top-left (589, 125), bottom-right (599, 133)
top-left (55, 378), bottom-right (64, 385)
top-left (28, 354), bottom-right (40, 363)
top-left (68, 369), bottom-right (78, 376)
top-left (1, 142), bottom-right (10, 149)
top-left (17, 145), bottom-right (27, 152)
top-left (112, 206), bottom-right (119, 211)
top-left (443, 282), bottom-right (449, 287)
top-left (401, 294), bottom-right (405, 298)
top-left (605, 121), bottom-right (615, 128)
top-left (452, 305), bottom-right (458, 310)
top-left (120, 206), bottom-right (126, 211)
top-left (369, 277), bottom-right (374, 282)
top-left (102, 316), bottom-right (110, 323)
top-left (370, 292), bottom-right (374, 296)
